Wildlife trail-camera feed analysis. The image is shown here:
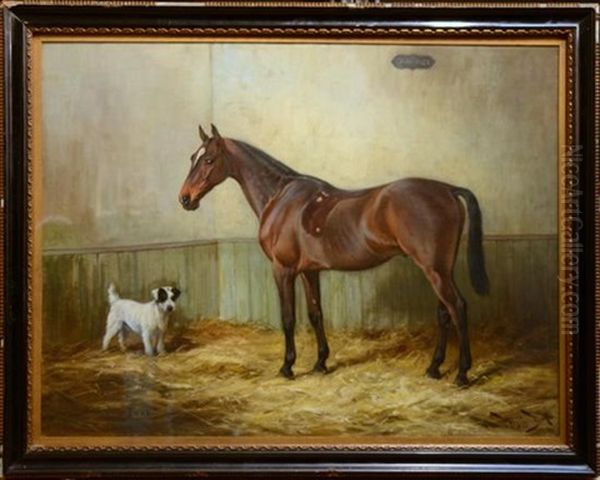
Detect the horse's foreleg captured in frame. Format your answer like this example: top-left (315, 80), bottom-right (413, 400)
top-left (273, 265), bottom-right (297, 379)
top-left (426, 301), bottom-right (450, 379)
top-left (300, 271), bottom-right (329, 373)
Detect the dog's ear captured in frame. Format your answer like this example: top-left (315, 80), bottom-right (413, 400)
top-left (171, 287), bottom-right (181, 301)
top-left (158, 288), bottom-right (168, 302)
top-left (152, 287), bottom-right (168, 303)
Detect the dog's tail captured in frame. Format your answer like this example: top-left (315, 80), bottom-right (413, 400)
top-left (107, 283), bottom-right (120, 305)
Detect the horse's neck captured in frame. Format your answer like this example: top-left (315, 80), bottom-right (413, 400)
top-left (226, 140), bottom-right (295, 217)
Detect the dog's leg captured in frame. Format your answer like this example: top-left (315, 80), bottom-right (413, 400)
top-left (102, 318), bottom-right (121, 351)
top-left (157, 331), bottom-right (166, 355)
top-left (142, 329), bottom-right (154, 356)
top-left (117, 327), bottom-right (126, 352)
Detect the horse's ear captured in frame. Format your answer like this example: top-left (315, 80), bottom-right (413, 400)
top-left (198, 124), bottom-right (209, 142)
top-left (211, 124), bottom-right (222, 139)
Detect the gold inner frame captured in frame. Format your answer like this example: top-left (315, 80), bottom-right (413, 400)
top-left (27, 30), bottom-right (572, 452)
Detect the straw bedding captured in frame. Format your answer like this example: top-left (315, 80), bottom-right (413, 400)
top-left (42, 320), bottom-right (558, 437)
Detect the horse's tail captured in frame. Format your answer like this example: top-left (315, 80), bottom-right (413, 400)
top-left (453, 187), bottom-right (490, 296)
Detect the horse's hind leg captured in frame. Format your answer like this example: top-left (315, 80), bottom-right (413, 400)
top-left (300, 271), bottom-right (330, 373)
top-left (453, 295), bottom-right (472, 386)
top-left (426, 301), bottom-right (451, 379)
top-left (422, 268), bottom-right (472, 386)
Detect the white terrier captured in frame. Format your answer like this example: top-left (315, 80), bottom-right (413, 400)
top-left (102, 283), bottom-right (181, 356)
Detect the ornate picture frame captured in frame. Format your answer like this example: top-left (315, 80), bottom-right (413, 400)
top-left (3, 1), bottom-right (598, 478)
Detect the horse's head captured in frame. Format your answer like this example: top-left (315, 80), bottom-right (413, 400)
top-left (179, 124), bottom-right (231, 211)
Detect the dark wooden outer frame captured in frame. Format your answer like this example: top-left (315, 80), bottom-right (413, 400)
top-left (2, 1), bottom-right (598, 478)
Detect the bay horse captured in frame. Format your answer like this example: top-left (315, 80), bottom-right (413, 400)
top-left (179, 124), bottom-right (489, 386)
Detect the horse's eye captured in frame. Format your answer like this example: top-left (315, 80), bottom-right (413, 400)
top-left (205, 157), bottom-right (214, 165)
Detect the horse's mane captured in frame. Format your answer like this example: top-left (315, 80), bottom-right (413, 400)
top-left (232, 139), bottom-right (299, 177)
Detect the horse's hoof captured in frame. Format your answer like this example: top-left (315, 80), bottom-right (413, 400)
top-left (454, 373), bottom-right (469, 387)
top-left (279, 366), bottom-right (294, 379)
top-left (312, 362), bottom-right (328, 374)
top-left (426, 366), bottom-right (442, 379)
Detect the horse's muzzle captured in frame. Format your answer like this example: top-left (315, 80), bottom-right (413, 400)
top-left (179, 194), bottom-right (200, 211)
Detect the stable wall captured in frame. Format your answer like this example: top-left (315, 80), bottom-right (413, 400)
top-left (40, 42), bottom-right (560, 344)
top-left (41, 43), bottom-right (558, 248)
top-left (43, 237), bottom-right (557, 345)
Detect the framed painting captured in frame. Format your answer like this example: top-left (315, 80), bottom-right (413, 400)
top-left (2, 1), bottom-right (598, 478)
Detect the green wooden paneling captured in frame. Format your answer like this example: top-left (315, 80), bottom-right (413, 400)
top-left (42, 237), bottom-right (558, 344)
top-left (43, 243), bottom-right (220, 346)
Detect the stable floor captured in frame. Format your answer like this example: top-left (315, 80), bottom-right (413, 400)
top-left (42, 320), bottom-right (559, 438)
